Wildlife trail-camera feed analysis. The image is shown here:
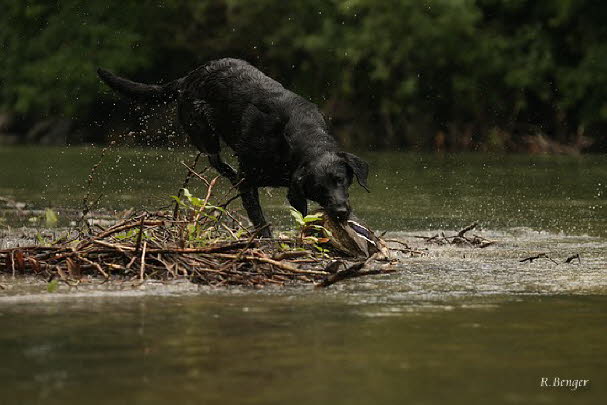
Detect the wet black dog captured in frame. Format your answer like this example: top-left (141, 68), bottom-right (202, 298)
top-left (98, 58), bottom-right (369, 237)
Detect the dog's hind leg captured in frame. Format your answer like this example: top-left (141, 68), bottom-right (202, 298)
top-left (178, 103), bottom-right (238, 184)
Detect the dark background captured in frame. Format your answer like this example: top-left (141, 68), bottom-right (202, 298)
top-left (1, 0), bottom-right (606, 152)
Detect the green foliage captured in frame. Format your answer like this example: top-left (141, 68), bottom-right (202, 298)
top-left (172, 188), bottom-right (227, 244)
top-left (47, 279), bottom-right (59, 293)
top-left (114, 229), bottom-right (139, 241)
top-left (174, 188), bottom-right (225, 218)
top-left (289, 208), bottom-right (324, 227)
top-left (35, 233), bottom-right (47, 246)
top-left (1, 0), bottom-right (606, 149)
top-left (0, 1), bottom-right (157, 117)
top-left (289, 208), bottom-right (332, 253)
top-left (44, 208), bottom-right (58, 227)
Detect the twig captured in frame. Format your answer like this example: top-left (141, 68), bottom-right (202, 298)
top-left (173, 152), bottom-right (202, 219)
top-left (213, 253), bottom-right (329, 275)
top-left (77, 255), bottom-right (109, 279)
top-left (414, 223), bottom-right (495, 248)
top-left (181, 162), bottom-right (211, 186)
top-left (90, 239), bottom-right (253, 254)
top-left (218, 192), bottom-right (242, 210)
top-left (140, 241), bottom-right (147, 281)
top-left (221, 223), bottom-right (239, 240)
top-left (236, 224), bottom-right (270, 260)
top-left (134, 215), bottom-right (146, 254)
top-left (565, 253), bottom-right (581, 264)
top-left (316, 259), bottom-right (368, 288)
top-left (520, 253), bottom-right (559, 264)
top-left (193, 176), bottom-right (219, 223)
top-left (385, 239), bottom-right (410, 249)
top-left (457, 223), bottom-right (478, 237)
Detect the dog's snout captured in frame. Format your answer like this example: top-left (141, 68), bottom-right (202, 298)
top-left (335, 206), bottom-right (349, 215)
top-left (330, 205), bottom-right (351, 221)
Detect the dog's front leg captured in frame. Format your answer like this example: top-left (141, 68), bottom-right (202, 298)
top-left (240, 187), bottom-right (272, 238)
top-left (287, 187), bottom-right (308, 217)
top-left (208, 153), bottom-right (239, 185)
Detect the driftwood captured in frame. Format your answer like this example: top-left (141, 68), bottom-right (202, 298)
top-left (0, 210), bottom-right (402, 287)
top-left (519, 253), bottom-right (558, 264)
top-left (564, 253), bottom-right (581, 264)
top-left (520, 252), bottom-right (581, 265)
top-left (414, 223), bottom-right (496, 248)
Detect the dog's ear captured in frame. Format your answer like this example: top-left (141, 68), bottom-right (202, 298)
top-left (339, 152), bottom-right (370, 192)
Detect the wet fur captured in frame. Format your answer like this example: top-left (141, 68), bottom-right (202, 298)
top-left (98, 58), bottom-right (369, 237)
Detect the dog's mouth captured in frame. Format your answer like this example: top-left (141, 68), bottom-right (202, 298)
top-left (327, 206), bottom-right (351, 222)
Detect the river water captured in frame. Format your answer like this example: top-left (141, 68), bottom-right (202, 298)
top-left (0, 146), bottom-right (606, 404)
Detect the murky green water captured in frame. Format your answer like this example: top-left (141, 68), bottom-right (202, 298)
top-left (1, 146), bottom-right (606, 404)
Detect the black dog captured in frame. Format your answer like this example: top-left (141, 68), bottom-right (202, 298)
top-left (98, 58), bottom-right (369, 237)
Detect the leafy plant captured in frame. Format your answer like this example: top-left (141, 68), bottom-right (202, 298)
top-left (114, 229), bottom-right (139, 241)
top-left (289, 208), bottom-right (332, 250)
top-left (172, 188), bottom-right (229, 245)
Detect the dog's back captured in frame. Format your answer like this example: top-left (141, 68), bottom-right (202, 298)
top-left (98, 58), bottom-right (330, 153)
top-left (179, 59), bottom-right (330, 155)
top-left (182, 59), bottom-right (286, 104)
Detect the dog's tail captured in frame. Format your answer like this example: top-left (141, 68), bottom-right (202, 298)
top-left (97, 68), bottom-right (183, 103)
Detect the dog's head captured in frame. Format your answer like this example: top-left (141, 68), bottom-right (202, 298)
top-left (293, 152), bottom-right (369, 221)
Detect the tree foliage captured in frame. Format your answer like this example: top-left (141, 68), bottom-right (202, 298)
top-left (1, 0), bottom-right (605, 150)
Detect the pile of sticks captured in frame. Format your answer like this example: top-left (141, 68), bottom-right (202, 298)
top-left (1, 211), bottom-right (377, 287)
top-left (2, 154), bottom-right (500, 289)
top-left (0, 155), bottom-right (401, 288)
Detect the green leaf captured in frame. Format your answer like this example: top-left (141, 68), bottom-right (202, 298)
top-left (303, 235), bottom-right (319, 243)
top-left (171, 195), bottom-right (186, 207)
top-left (290, 208), bottom-right (305, 226)
top-left (303, 212), bottom-right (323, 223)
top-left (47, 280), bottom-right (59, 293)
top-left (186, 223), bottom-right (198, 241)
top-left (35, 233), bottom-right (45, 245)
top-left (206, 205), bottom-right (226, 213)
top-left (201, 213), bottom-right (218, 222)
top-left (190, 197), bottom-right (203, 207)
top-left (45, 208), bottom-right (58, 226)
top-left (115, 229), bottom-right (137, 240)
top-left (314, 245), bottom-right (330, 254)
top-left (308, 224), bottom-right (333, 237)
